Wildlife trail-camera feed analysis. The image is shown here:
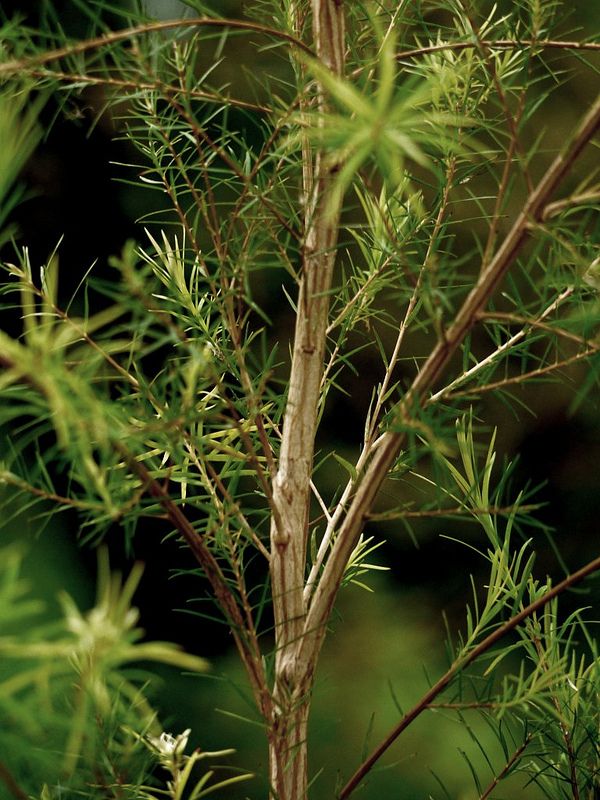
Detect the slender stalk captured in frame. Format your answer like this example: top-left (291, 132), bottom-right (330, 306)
top-left (542, 189), bottom-right (600, 220)
top-left (478, 734), bottom-right (533, 800)
top-left (367, 502), bottom-right (540, 522)
top-left (529, 630), bottom-right (581, 800)
top-left (0, 471), bottom-right (105, 512)
top-left (0, 17), bottom-right (314, 79)
top-left (430, 287), bottom-right (575, 402)
top-left (121, 449), bottom-right (271, 720)
top-left (458, 1), bottom-right (533, 195)
top-left (0, 761), bottom-right (28, 800)
top-left (444, 343), bottom-right (600, 400)
top-left (395, 39), bottom-right (600, 62)
top-left (338, 554), bottom-right (600, 800)
top-left (24, 67), bottom-right (271, 112)
top-left (474, 307), bottom-right (585, 345)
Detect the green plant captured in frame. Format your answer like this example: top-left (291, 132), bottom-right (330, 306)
top-left (0, 1), bottom-right (599, 798)
top-left (0, 545), bottom-right (216, 797)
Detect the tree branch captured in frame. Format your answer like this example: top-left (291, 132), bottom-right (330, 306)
top-left (0, 761), bottom-right (28, 800)
top-left (0, 17), bottom-right (314, 79)
top-left (338, 554), bottom-right (600, 800)
top-left (305, 157), bottom-right (458, 605)
top-left (366, 502), bottom-right (540, 522)
top-left (119, 448), bottom-right (271, 718)
top-left (542, 188), bottom-right (600, 221)
top-left (443, 343), bottom-right (600, 400)
top-left (395, 39), bottom-right (600, 62)
top-left (479, 733), bottom-right (534, 800)
top-left (23, 67), bottom-right (272, 113)
top-left (429, 287), bottom-right (576, 403)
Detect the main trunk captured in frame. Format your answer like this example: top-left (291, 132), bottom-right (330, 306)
top-left (267, 4), bottom-right (346, 798)
top-left (268, 702), bottom-right (310, 800)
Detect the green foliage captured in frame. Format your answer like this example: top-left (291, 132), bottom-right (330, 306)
top-left (0, 0), bottom-right (598, 797)
top-left (0, 86), bottom-right (43, 245)
top-left (0, 546), bottom-right (207, 797)
top-left (134, 729), bottom-right (253, 800)
top-left (296, 23), bottom-right (474, 211)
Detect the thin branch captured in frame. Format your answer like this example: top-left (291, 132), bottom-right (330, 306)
top-left (478, 40), bottom-right (534, 269)
top-left (204, 459), bottom-right (271, 562)
top-left (222, 96), bottom-right (305, 255)
top-left (542, 188), bottom-right (600, 220)
top-left (530, 634), bottom-right (581, 800)
top-left (147, 95), bottom-right (228, 255)
top-left (430, 287), bottom-right (575, 402)
top-left (0, 17), bottom-right (314, 78)
top-left (366, 502), bottom-right (540, 522)
top-left (474, 307), bottom-right (586, 345)
top-left (305, 158), bottom-right (457, 604)
top-left (0, 761), bottom-right (28, 800)
top-left (479, 734), bottom-right (534, 800)
top-left (338, 554), bottom-right (600, 800)
top-left (214, 381), bottom-right (277, 512)
top-left (0, 471), bottom-right (105, 512)
top-left (325, 250), bottom-right (397, 336)
top-left (425, 701), bottom-right (496, 709)
top-left (444, 343), bottom-right (600, 400)
top-left (368, 156), bottom-right (457, 427)
top-left (458, 2), bottom-right (533, 196)
top-left (395, 39), bottom-right (600, 62)
top-left (136, 119), bottom-right (279, 489)
top-left (4, 266), bottom-right (140, 389)
top-left (24, 67), bottom-right (272, 113)
top-left (181, 435), bottom-right (271, 562)
top-left (150, 93), bottom-right (291, 484)
top-left (120, 447), bottom-right (271, 718)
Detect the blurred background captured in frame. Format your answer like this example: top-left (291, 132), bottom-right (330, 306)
top-left (1, 1), bottom-right (599, 798)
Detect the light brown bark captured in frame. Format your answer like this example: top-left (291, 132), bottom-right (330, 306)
top-left (268, 2), bottom-right (345, 798)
